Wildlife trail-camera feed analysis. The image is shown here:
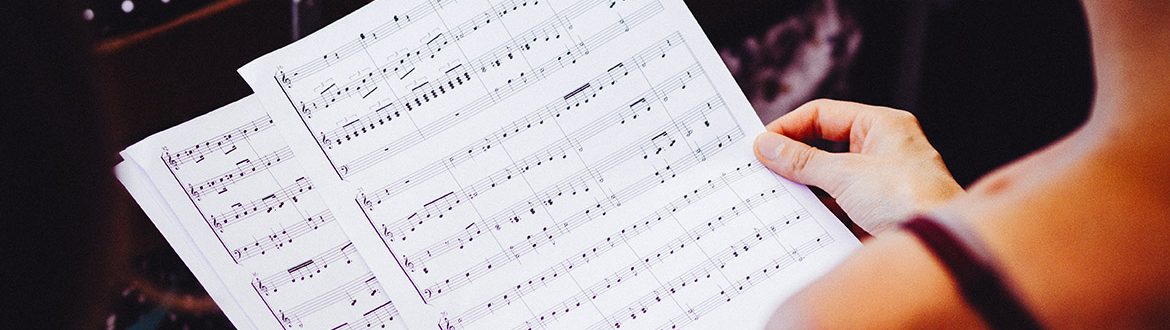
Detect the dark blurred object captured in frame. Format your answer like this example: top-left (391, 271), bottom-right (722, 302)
top-left (107, 285), bottom-right (234, 329)
top-left (84, 0), bottom-right (295, 328)
top-left (95, 0), bottom-right (292, 151)
top-left (106, 247), bottom-right (235, 329)
top-left (81, 0), bottom-right (216, 38)
top-left (294, 0), bottom-right (371, 39)
top-left (915, 0), bottom-right (1093, 186)
top-left (686, 0), bottom-right (931, 125)
top-left (0, 0), bottom-right (107, 328)
top-left (688, 0), bottom-right (863, 123)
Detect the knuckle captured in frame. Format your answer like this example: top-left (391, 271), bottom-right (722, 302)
top-left (808, 98), bottom-right (835, 106)
top-left (887, 109), bottom-right (919, 125)
top-left (785, 144), bottom-right (818, 175)
top-left (877, 109), bottom-right (923, 134)
top-left (805, 98), bottom-right (840, 112)
top-left (924, 149), bottom-right (947, 166)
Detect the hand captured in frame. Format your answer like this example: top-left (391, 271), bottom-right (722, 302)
top-left (753, 99), bottom-right (964, 235)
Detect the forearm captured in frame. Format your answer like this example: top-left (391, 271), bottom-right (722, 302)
top-left (768, 231), bottom-right (983, 328)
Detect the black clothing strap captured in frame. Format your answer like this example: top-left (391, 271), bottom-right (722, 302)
top-left (903, 216), bottom-right (1043, 329)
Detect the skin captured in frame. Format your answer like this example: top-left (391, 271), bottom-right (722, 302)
top-left (753, 1), bottom-right (1170, 328)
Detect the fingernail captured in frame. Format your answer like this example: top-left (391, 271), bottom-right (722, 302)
top-left (755, 133), bottom-right (784, 161)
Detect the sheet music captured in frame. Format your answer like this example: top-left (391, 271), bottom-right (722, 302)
top-left (118, 97), bottom-right (410, 330)
top-left (237, 0), bottom-right (861, 328)
top-left (233, 0), bottom-right (862, 328)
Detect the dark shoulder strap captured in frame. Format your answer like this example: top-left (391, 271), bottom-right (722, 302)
top-left (903, 216), bottom-right (1043, 329)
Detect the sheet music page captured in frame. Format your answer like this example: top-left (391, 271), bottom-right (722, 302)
top-left (120, 96), bottom-right (410, 330)
top-left (239, 0), bottom-right (861, 328)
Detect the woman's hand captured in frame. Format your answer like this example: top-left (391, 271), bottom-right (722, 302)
top-left (754, 99), bottom-right (964, 235)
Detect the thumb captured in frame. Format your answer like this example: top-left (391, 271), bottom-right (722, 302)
top-left (754, 132), bottom-right (852, 194)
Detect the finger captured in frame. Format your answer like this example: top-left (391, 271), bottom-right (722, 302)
top-left (764, 99), bottom-right (877, 142)
top-left (754, 131), bottom-right (854, 194)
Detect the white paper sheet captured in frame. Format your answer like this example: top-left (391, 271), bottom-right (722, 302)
top-left (119, 96), bottom-right (410, 329)
top-left (238, 0), bottom-right (861, 328)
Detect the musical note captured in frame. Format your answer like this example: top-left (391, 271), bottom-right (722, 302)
top-left (328, 12), bottom-right (675, 179)
top-left (211, 177), bottom-right (314, 232)
top-left (579, 230), bottom-right (827, 330)
top-left (421, 164), bottom-right (764, 303)
top-left (652, 233), bottom-right (834, 329)
top-left (186, 147), bottom-right (294, 199)
top-left (330, 300), bottom-right (399, 330)
top-left (280, 273), bottom-right (393, 322)
top-left (451, 182), bottom-right (786, 326)
top-left (281, 0), bottom-right (552, 85)
top-left (294, 0), bottom-right (602, 132)
top-left (364, 63), bottom-right (706, 206)
top-left (520, 209), bottom-right (808, 330)
top-left (380, 102), bottom-right (728, 245)
top-left (163, 115), bottom-right (275, 170)
top-left (254, 240), bottom-right (360, 295)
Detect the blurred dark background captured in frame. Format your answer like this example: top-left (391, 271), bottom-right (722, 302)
top-left (1, 0), bottom-right (1091, 327)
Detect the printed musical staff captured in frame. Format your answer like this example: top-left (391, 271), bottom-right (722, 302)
top-left (278, 273), bottom-right (393, 328)
top-left (209, 176), bottom-right (314, 232)
top-left (422, 162), bottom-right (764, 302)
top-left (331, 300), bottom-right (400, 330)
top-left (301, 61), bottom-right (471, 121)
top-left (577, 231), bottom-right (829, 330)
top-left (653, 234), bottom-right (834, 330)
top-left (403, 126), bottom-right (744, 277)
top-left (333, 10), bottom-right (673, 179)
top-left (231, 210), bottom-right (335, 262)
top-left (379, 95), bottom-right (727, 245)
top-left (282, 0), bottom-right (558, 86)
top-left (297, 0), bottom-right (655, 138)
top-left (449, 183), bottom-right (788, 327)
top-left (299, 0), bottom-right (612, 118)
top-left (526, 211), bottom-right (816, 330)
top-left (362, 63), bottom-right (705, 208)
top-left (253, 241), bottom-right (361, 295)
top-left (186, 147), bottom-right (295, 200)
top-left (165, 115), bottom-right (275, 170)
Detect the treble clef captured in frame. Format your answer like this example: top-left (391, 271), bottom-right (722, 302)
top-left (279, 311), bottom-right (292, 326)
top-left (402, 255), bottom-right (416, 272)
top-left (438, 316), bottom-right (454, 330)
top-left (359, 192), bottom-right (374, 210)
top-left (300, 101), bottom-right (312, 118)
top-left (164, 151), bottom-right (178, 169)
top-left (319, 132), bottom-right (332, 149)
top-left (210, 215), bottom-right (224, 232)
top-left (253, 277), bottom-right (269, 295)
top-left (381, 223), bottom-right (395, 241)
top-left (278, 68), bottom-right (293, 89)
top-left (189, 184), bottom-right (202, 199)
